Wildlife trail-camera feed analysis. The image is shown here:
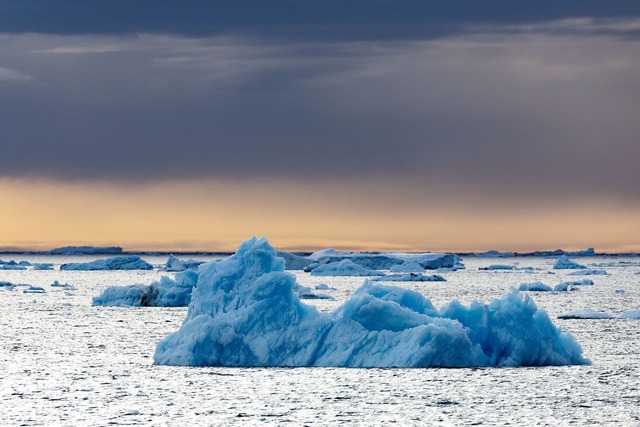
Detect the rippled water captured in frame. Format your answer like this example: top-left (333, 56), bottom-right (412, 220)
top-left (1, 255), bottom-right (639, 425)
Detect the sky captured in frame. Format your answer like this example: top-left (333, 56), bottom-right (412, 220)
top-left (1, 1), bottom-right (640, 253)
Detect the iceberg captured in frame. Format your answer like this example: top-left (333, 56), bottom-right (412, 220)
top-left (558, 309), bottom-right (614, 319)
top-left (49, 245), bottom-right (123, 255)
top-left (310, 259), bottom-right (385, 277)
top-left (553, 256), bottom-right (586, 270)
top-left (553, 279), bottom-right (594, 292)
top-left (61, 255), bottom-right (153, 271)
top-left (276, 251), bottom-right (313, 270)
top-left (306, 249), bottom-right (459, 271)
top-left (568, 269), bottom-right (608, 276)
top-left (618, 309), bottom-right (640, 319)
top-left (389, 261), bottom-right (425, 273)
top-left (518, 282), bottom-right (553, 292)
top-left (93, 270), bottom-right (197, 307)
top-left (154, 237), bottom-right (589, 368)
top-left (0, 264), bottom-right (27, 270)
top-left (164, 254), bottom-right (204, 272)
top-left (371, 273), bottom-right (446, 282)
top-left (50, 280), bottom-right (77, 291)
top-left (0, 281), bottom-right (15, 290)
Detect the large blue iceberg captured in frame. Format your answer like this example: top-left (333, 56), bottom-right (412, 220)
top-left (154, 238), bottom-right (589, 368)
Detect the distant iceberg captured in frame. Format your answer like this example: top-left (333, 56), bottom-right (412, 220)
top-left (49, 245), bottom-right (124, 255)
top-left (618, 309), bottom-right (640, 319)
top-left (93, 270), bottom-right (198, 307)
top-left (371, 273), bottom-right (446, 282)
top-left (276, 251), bottom-right (313, 270)
top-left (61, 255), bottom-right (153, 271)
top-left (163, 254), bottom-right (204, 272)
top-left (553, 256), bottom-right (587, 270)
top-left (154, 237), bottom-right (589, 368)
top-left (553, 279), bottom-right (594, 291)
top-left (568, 269), bottom-right (608, 276)
top-left (558, 309), bottom-right (614, 319)
top-left (310, 259), bottom-right (385, 277)
top-left (306, 249), bottom-right (459, 272)
top-left (518, 282), bottom-right (553, 292)
top-left (389, 261), bottom-right (425, 273)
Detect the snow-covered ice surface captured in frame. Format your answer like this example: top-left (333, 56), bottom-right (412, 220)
top-left (1, 253), bottom-right (639, 425)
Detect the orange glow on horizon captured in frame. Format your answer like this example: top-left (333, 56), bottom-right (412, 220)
top-left (1, 178), bottom-right (639, 254)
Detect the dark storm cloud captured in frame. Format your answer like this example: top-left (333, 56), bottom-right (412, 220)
top-left (1, 3), bottom-right (640, 204)
top-left (1, 1), bottom-right (640, 40)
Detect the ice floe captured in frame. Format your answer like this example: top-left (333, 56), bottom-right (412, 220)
top-left (61, 255), bottom-right (153, 271)
top-left (553, 256), bottom-right (587, 270)
top-left (371, 273), bottom-right (446, 282)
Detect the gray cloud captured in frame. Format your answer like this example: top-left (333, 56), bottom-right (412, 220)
top-left (1, 1), bottom-right (640, 41)
top-left (1, 19), bottom-right (640, 204)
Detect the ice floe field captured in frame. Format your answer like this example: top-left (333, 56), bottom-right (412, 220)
top-left (1, 246), bottom-right (639, 425)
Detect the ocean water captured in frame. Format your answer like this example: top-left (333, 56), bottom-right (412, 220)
top-left (1, 255), bottom-right (639, 425)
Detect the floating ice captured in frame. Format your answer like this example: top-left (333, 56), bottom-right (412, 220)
top-left (307, 250), bottom-right (458, 271)
top-left (61, 255), bottom-right (153, 271)
top-left (310, 259), bottom-right (385, 277)
top-left (553, 279), bottom-right (594, 292)
top-left (164, 255), bottom-right (204, 272)
top-left (518, 282), bottom-right (553, 292)
top-left (558, 309), bottom-right (614, 319)
top-left (553, 256), bottom-right (586, 270)
top-left (50, 280), bottom-right (76, 291)
top-left (93, 270), bottom-right (197, 307)
top-left (569, 269), bottom-right (608, 276)
top-left (34, 263), bottom-right (53, 270)
top-left (389, 261), bottom-right (425, 273)
top-left (618, 309), bottom-right (640, 319)
top-left (23, 285), bottom-right (46, 294)
top-left (0, 264), bottom-right (27, 270)
top-left (277, 251), bottom-right (313, 270)
top-left (49, 245), bottom-right (123, 255)
top-left (0, 281), bottom-right (15, 290)
top-left (371, 273), bottom-right (446, 282)
top-left (154, 237), bottom-right (589, 368)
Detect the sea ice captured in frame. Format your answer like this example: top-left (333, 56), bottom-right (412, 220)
top-left (61, 255), bottom-right (153, 271)
top-left (310, 259), bottom-right (385, 277)
top-left (371, 273), bottom-right (446, 282)
top-left (0, 281), bottom-right (15, 290)
top-left (568, 269), bottom-right (608, 276)
top-left (154, 237), bottom-right (589, 368)
top-left (93, 270), bottom-right (197, 307)
top-left (518, 282), bottom-right (553, 292)
top-left (276, 251), bottom-right (313, 270)
top-left (558, 309), bottom-right (614, 319)
top-left (553, 256), bottom-right (587, 270)
top-left (618, 309), bottom-right (640, 319)
top-left (164, 255), bottom-right (204, 272)
top-left (553, 279), bottom-right (594, 292)
top-left (389, 261), bottom-right (425, 273)
top-left (306, 250), bottom-right (458, 271)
